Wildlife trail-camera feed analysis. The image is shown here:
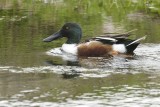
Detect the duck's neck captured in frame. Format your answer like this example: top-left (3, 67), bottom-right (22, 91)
top-left (66, 31), bottom-right (82, 44)
top-left (66, 38), bottom-right (80, 44)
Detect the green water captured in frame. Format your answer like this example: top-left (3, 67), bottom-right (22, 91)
top-left (0, 0), bottom-right (160, 106)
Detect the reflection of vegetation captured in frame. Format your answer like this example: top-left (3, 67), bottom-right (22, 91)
top-left (0, 0), bottom-right (160, 66)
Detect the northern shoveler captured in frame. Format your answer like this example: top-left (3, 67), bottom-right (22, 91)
top-left (43, 22), bottom-right (146, 57)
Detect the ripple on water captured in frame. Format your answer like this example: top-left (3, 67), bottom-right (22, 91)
top-left (0, 44), bottom-right (160, 78)
top-left (0, 43), bottom-right (160, 107)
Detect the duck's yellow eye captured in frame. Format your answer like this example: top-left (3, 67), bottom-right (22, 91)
top-left (66, 26), bottom-right (69, 30)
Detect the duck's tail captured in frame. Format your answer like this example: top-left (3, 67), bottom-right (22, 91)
top-left (113, 36), bottom-right (146, 54)
top-left (126, 36), bottom-right (147, 54)
top-left (126, 36), bottom-right (146, 47)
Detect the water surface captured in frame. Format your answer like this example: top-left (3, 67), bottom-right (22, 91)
top-left (0, 0), bottom-right (160, 107)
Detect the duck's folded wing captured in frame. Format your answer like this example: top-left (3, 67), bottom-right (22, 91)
top-left (91, 29), bottom-right (138, 44)
top-left (101, 29), bottom-right (137, 39)
top-left (92, 36), bottom-right (118, 44)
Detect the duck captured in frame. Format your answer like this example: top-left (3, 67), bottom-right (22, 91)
top-left (43, 22), bottom-right (146, 57)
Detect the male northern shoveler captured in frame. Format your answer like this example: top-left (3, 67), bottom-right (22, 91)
top-left (43, 22), bottom-right (146, 57)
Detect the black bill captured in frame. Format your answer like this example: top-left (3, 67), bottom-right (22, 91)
top-left (43, 31), bottom-right (62, 42)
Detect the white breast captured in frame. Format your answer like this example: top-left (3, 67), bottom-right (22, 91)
top-left (61, 44), bottom-right (78, 55)
top-left (112, 44), bottom-right (127, 53)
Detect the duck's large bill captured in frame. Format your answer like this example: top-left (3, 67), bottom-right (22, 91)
top-left (43, 31), bottom-right (62, 42)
